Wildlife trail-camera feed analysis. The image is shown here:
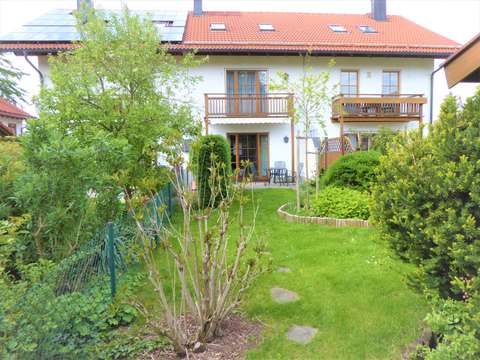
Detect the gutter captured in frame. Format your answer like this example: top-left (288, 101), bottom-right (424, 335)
top-left (429, 64), bottom-right (444, 124)
top-left (23, 50), bottom-right (44, 87)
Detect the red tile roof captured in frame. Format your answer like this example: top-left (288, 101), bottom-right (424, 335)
top-left (176, 12), bottom-right (459, 57)
top-left (0, 11), bottom-right (460, 58)
top-left (0, 98), bottom-right (31, 119)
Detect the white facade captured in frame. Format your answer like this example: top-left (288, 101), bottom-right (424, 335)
top-left (189, 55), bottom-right (433, 174)
top-left (37, 53), bottom-right (434, 175)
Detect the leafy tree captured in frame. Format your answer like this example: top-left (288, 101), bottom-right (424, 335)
top-left (0, 139), bottom-right (24, 219)
top-left (38, 7), bottom-right (203, 200)
top-left (372, 90), bottom-right (480, 299)
top-left (270, 55), bottom-right (336, 209)
top-left (0, 54), bottom-right (25, 104)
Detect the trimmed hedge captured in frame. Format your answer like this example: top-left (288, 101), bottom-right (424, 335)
top-left (321, 150), bottom-right (380, 191)
top-left (196, 135), bottom-right (231, 208)
top-left (309, 186), bottom-right (370, 220)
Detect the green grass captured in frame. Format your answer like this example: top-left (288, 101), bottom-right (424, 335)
top-left (136, 188), bottom-right (427, 359)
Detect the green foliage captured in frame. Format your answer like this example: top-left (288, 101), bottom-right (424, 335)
top-left (308, 186), bottom-right (370, 220)
top-left (196, 135), bottom-right (231, 208)
top-left (371, 127), bottom-right (399, 155)
top-left (411, 289), bottom-right (480, 360)
top-left (0, 268), bottom-right (143, 359)
top-left (321, 150), bottom-right (380, 191)
top-left (372, 90), bottom-right (480, 298)
top-left (0, 140), bottom-right (24, 219)
top-left (15, 120), bottom-right (124, 260)
top-left (0, 54), bottom-right (25, 104)
top-left (38, 7), bottom-right (202, 200)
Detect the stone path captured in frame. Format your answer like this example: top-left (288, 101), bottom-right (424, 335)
top-left (286, 325), bottom-right (318, 344)
top-left (270, 287), bottom-right (299, 304)
top-left (272, 268), bottom-right (318, 345)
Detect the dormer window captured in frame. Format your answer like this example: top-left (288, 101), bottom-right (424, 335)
top-left (210, 23), bottom-right (226, 31)
top-left (359, 25), bottom-right (377, 33)
top-left (329, 24), bottom-right (347, 33)
top-left (259, 23), bottom-right (274, 31)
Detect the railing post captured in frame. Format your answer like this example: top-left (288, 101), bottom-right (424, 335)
top-left (204, 94), bottom-right (209, 135)
top-left (107, 222), bottom-right (116, 298)
top-left (167, 182), bottom-right (172, 216)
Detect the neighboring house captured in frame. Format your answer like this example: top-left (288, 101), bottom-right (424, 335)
top-left (0, 98), bottom-right (31, 136)
top-left (441, 32), bottom-right (480, 88)
top-left (0, 0), bottom-right (460, 177)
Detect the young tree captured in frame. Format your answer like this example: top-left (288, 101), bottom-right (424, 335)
top-left (132, 151), bottom-right (266, 356)
top-left (270, 54), bottom-right (336, 209)
top-left (0, 54), bottom-right (25, 104)
top-left (38, 7), bottom-right (203, 200)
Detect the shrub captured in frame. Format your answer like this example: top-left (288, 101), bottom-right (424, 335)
top-left (0, 140), bottom-right (24, 219)
top-left (196, 135), bottom-right (231, 208)
top-left (309, 186), bottom-right (370, 220)
top-left (371, 127), bottom-right (399, 155)
top-left (371, 90), bottom-right (480, 299)
top-left (321, 150), bottom-right (380, 191)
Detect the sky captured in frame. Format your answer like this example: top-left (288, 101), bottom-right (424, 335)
top-left (0, 0), bottom-right (479, 118)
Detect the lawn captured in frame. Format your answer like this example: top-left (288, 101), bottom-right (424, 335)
top-left (137, 188), bottom-right (427, 359)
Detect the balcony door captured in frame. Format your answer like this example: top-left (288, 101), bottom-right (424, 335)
top-left (226, 70), bottom-right (267, 115)
top-left (228, 133), bottom-right (269, 179)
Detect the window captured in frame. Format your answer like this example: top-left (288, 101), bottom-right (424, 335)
top-left (382, 71), bottom-right (400, 95)
top-left (358, 25), bottom-right (377, 33)
top-left (210, 23), bottom-right (226, 31)
top-left (340, 70), bottom-right (358, 96)
top-left (329, 24), bottom-right (347, 33)
top-left (259, 23), bottom-right (274, 31)
top-left (226, 70), bottom-right (267, 114)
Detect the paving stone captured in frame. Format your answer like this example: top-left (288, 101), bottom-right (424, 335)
top-left (286, 325), bottom-right (318, 344)
top-left (270, 287), bottom-right (299, 303)
top-left (277, 267), bottom-right (291, 273)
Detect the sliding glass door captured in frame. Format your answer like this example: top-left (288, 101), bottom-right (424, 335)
top-left (228, 133), bottom-right (269, 178)
top-left (226, 70), bottom-right (267, 115)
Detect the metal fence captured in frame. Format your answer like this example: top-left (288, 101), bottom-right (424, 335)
top-left (15, 182), bottom-right (176, 307)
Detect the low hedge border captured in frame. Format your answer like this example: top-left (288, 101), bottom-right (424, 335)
top-left (277, 203), bottom-right (370, 228)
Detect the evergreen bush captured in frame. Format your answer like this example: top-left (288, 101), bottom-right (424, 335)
top-left (321, 150), bottom-right (380, 191)
top-left (372, 90), bottom-right (480, 299)
top-left (196, 135), bottom-right (231, 208)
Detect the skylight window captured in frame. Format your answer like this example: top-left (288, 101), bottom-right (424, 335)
top-left (329, 24), bottom-right (347, 33)
top-left (259, 23), bottom-right (274, 31)
top-left (210, 23), bottom-right (226, 31)
top-left (359, 25), bottom-right (377, 33)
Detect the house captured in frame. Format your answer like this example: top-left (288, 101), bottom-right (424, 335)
top-left (441, 32), bottom-right (480, 88)
top-left (0, 0), bottom-right (459, 177)
top-left (0, 98), bottom-right (31, 136)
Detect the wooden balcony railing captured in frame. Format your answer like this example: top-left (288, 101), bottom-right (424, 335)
top-left (205, 93), bottom-right (293, 118)
top-left (331, 94), bottom-right (427, 122)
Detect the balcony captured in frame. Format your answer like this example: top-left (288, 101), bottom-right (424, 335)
top-left (205, 93), bottom-right (293, 118)
top-left (331, 94), bottom-right (427, 123)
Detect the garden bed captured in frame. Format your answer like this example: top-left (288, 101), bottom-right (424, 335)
top-left (277, 203), bottom-right (370, 228)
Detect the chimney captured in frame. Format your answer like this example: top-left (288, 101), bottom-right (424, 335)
top-left (194, 0), bottom-right (202, 16)
top-left (371, 0), bottom-right (387, 21)
top-left (77, 0), bottom-right (93, 11)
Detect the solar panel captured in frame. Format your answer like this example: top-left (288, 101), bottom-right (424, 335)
top-left (0, 8), bottom-right (186, 43)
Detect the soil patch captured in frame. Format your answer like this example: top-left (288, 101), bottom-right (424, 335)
top-left (150, 315), bottom-right (262, 359)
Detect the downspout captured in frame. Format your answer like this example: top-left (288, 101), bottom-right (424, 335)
top-left (429, 64), bottom-right (444, 124)
top-left (23, 51), bottom-right (44, 88)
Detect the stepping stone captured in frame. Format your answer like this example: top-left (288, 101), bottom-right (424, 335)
top-left (277, 266), bottom-right (291, 273)
top-left (270, 287), bottom-right (299, 303)
top-left (286, 325), bottom-right (318, 345)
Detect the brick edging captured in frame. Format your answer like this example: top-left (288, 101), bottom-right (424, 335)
top-left (277, 204), bottom-right (370, 228)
